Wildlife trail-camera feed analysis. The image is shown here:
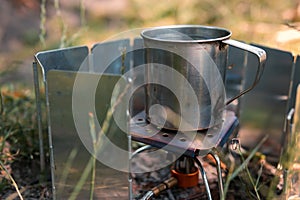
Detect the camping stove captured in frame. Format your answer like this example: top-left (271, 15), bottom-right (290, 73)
top-left (130, 110), bottom-right (239, 199)
top-left (131, 110), bottom-right (238, 158)
top-left (34, 25), bottom-right (287, 200)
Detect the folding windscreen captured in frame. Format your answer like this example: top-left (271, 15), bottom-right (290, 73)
top-left (34, 43), bottom-right (131, 199)
top-left (33, 38), bottom-right (300, 199)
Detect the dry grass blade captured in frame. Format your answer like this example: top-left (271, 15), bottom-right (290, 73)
top-left (68, 157), bottom-right (94, 200)
top-left (39, 0), bottom-right (46, 47)
top-left (0, 160), bottom-right (24, 200)
top-left (80, 0), bottom-right (86, 26)
top-left (69, 80), bottom-right (131, 200)
top-left (57, 147), bottom-right (78, 196)
top-left (229, 135), bottom-right (268, 181)
top-left (0, 91), bottom-right (3, 115)
top-left (89, 112), bottom-right (96, 200)
top-left (222, 135), bottom-right (268, 200)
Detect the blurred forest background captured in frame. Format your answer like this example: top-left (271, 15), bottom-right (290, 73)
top-left (1, 0), bottom-right (300, 87)
top-left (1, 0), bottom-right (300, 198)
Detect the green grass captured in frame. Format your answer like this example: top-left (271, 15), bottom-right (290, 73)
top-left (0, 86), bottom-right (45, 196)
top-left (0, 87), bottom-right (41, 158)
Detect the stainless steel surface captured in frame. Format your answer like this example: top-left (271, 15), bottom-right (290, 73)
top-left (32, 62), bottom-right (45, 173)
top-left (141, 25), bottom-right (266, 131)
top-left (140, 191), bottom-right (155, 200)
top-left (208, 150), bottom-right (224, 199)
top-left (292, 85), bottom-right (300, 135)
top-left (32, 33), bottom-right (300, 199)
top-left (35, 46), bottom-right (89, 198)
top-left (174, 156), bottom-right (196, 174)
top-left (130, 110), bottom-right (239, 157)
top-left (280, 85), bottom-right (300, 198)
top-left (47, 71), bottom-right (129, 199)
top-left (223, 39), bottom-right (266, 105)
top-left (35, 46), bottom-right (89, 76)
top-left (239, 45), bottom-right (294, 159)
top-left (34, 44), bottom-right (130, 199)
top-left (289, 56), bottom-right (300, 110)
top-left (225, 43), bottom-right (248, 116)
top-left (194, 156), bottom-right (212, 200)
top-left (92, 39), bottom-right (131, 74)
top-left (280, 109), bottom-right (294, 195)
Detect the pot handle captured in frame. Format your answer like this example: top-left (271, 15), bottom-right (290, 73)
top-left (222, 39), bottom-right (267, 105)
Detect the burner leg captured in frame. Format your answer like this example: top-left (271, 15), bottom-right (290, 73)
top-left (194, 157), bottom-right (212, 200)
top-left (131, 145), bottom-right (154, 158)
top-left (209, 151), bottom-right (224, 200)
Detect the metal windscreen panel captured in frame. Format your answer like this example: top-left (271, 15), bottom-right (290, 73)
top-left (226, 44), bottom-right (247, 116)
top-left (289, 55), bottom-right (300, 109)
top-left (130, 38), bottom-right (146, 116)
top-left (239, 45), bottom-right (294, 160)
top-left (33, 46), bottom-right (90, 187)
top-left (91, 39), bottom-right (131, 74)
top-left (47, 70), bottom-right (129, 199)
top-left (35, 46), bottom-right (89, 75)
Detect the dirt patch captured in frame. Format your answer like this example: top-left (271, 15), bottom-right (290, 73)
top-left (0, 158), bottom-right (52, 199)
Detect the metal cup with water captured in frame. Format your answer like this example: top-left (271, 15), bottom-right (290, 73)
top-left (141, 25), bottom-right (266, 131)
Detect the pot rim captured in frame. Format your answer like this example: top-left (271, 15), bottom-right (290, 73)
top-left (141, 25), bottom-right (232, 43)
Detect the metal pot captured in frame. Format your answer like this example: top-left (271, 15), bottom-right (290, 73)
top-left (141, 25), bottom-right (266, 131)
